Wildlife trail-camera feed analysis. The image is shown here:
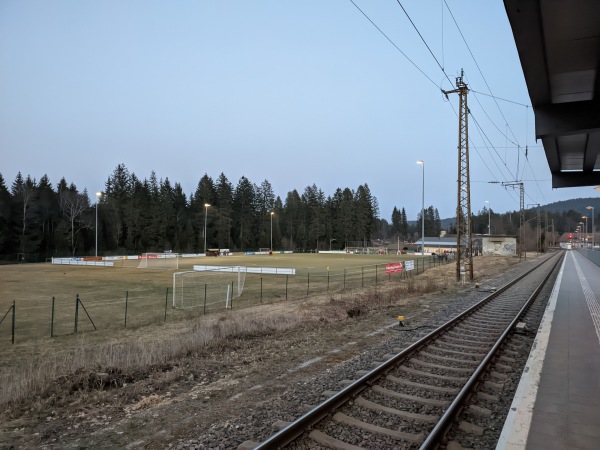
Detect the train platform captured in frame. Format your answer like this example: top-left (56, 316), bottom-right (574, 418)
top-left (497, 250), bottom-right (600, 449)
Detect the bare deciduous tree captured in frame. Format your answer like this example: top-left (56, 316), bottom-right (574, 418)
top-left (59, 187), bottom-right (90, 256)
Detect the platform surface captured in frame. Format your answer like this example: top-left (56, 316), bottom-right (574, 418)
top-left (497, 250), bottom-right (600, 449)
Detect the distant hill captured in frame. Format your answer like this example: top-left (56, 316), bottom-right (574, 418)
top-left (432, 197), bottom-right (600, 226)
top-left (536, 197), bottom-right (600, 214)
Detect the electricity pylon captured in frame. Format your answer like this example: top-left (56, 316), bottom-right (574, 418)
top-left (444, 70), bottom-right (472, 281)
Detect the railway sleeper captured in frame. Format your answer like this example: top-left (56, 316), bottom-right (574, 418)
top-left (458, 420), bottom-right (484, 436)
top-left (456, 323), bottom-right (506, 333)
top-left (308, 429), bottom-right (364, 450)
top-left (477, 391), bottom-right (499, 402)
top-left (355, 396), bottom-right (440, 423)
top-left (427, 345), bottom-right (485, 358)
top-left (493, 362), bottom-right (514, 372)
top-left (386, 374), bottom-right (460, 394)
top-left (398, 365), bottom-right (468, 383)
top-left (372, 385), bottom-right (450, 407)
top-left (433, 341), bottom-right (489, 353)
top-left (333, 412), bottom-right (425, 444)
top-left (410, 358), bottom-right (473, 374)
top-left (418, 351), bottom-right (480, 366)
top-left (439, 335), bottom-right (496, 346)
top-left (467, 404), bottom-right (492, 417)
top-left (446, 330), bottom-right (497, 340)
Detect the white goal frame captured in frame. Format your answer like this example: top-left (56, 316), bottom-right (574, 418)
top-left (137, 252), bottom-right (179, 269)
top-left (172, 266), bottom-right (246, 309)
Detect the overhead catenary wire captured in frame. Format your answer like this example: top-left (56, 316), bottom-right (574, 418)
top-left (394, 0), bottom-right (455, 89)
top-left (347, 0), bottom-right (534, 208)
top-left (443, 0), bottom-right (521, 146)
top-left (442, 0), bottom-right (546, 200)
top-left (388, 0), bottom-right (518, 203)
top-left (470, 112), bottom-right (517, 181)
top-left (346, 0), bottom-right (440, 90)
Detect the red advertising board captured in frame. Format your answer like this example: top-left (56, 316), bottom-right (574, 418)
top-left (385, 262), bottom-right (403, 274)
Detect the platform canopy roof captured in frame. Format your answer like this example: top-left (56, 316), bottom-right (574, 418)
top-left (504, 0), bottom-right (600, 188)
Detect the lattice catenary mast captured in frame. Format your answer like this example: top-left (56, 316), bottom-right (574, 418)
top-left (502, 181), bottom-right (524, 259)
top-left (444, 70), bottom-right (473, 281)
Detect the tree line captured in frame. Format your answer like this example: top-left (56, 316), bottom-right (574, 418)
top-left (2, 164), bottom-right (596, 262)
top-left (0, 164), bottom-right (381, 261)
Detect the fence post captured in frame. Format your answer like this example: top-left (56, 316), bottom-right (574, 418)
top-left (203, 284), bottom-right (207, 315)
top-left (124, 290), bottom-right (129, 328)
top-left (375, 265), bottom-right (378, 285)
top-left (344, 269), bottom-right (346, 289)
top-left (286, 275), bottom-right (288, 300)
top-left (260, 278), bottom-right (263, 303)
top-left (306, 273), bottom-right (310, 297)
top-left (361, 267), bottom-right (364, 287)
top-left (51, 296), bottom-right (55, 337)
top-left (74, 294), bottom-right (79, 333)
top-left (11, 300), bottom-right (15, 344)
top-left (77, 297), bottom-right (97, 331)
top-left (164, 287), bottom-right (169, 323)
top-left (327, 271), bottom-right (330, 292)
top-left (231, 281), bottom-right (234, 309)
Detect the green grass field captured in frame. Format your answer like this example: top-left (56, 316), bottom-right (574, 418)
top-left (0, 252), bottom-right (441, 344)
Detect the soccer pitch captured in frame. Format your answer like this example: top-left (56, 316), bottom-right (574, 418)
top-left (0, 252), bottom-right (425, 343)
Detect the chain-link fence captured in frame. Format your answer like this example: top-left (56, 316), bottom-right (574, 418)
top-left (0, 254), bottom-right (453, 345)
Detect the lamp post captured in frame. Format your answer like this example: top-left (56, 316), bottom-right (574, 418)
top-left (330, 238), bottom-right (336, 251)
top-left (485, 200), bottom-right (491, 235)
top-left (582, 215), bottom-right (589, 247)
top-left (95, 192), bottom-right (102, 257)
top-left (417, 160), bottom-right (425, 256)
top-left (270, 211), bottom-right (274, 250)
top-left (586, 206), bottom-right (595, 249)
top-left (579, 222), bottom-right (584, 247)
top-left (204, 204), bottom-right (210, 254)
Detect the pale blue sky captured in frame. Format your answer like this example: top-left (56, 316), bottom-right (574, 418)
top-left (1, 1), bottom-right (595, 221)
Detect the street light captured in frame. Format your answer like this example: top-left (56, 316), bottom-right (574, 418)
top-left (582, 215), bottom-right (588, 247)
top-left (586, 206), bottom-right (595, 249)
top-left (485, 200), bottom-right (491, 235)
top-left (579, 222), bottom-right (584, 247)
top-left (204, 203), bottom-right (210, 254)
top-left (330, 238), bottom-right (336, 251)
top-left (95, 192), bottom-right (102, 257)
top-left (417, 160), bottom-right (425, 256)
top-left (270, 211), bottom-right (274, 250)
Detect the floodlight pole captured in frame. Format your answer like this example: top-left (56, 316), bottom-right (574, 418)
top-left (270, 211), bottom-right (274, 250)
top-left (587, 206), bottom-right (595, 249)
top-left (417, 160), bottom-right (425, 258)
top-left (204, 204), bottom-right (210, 254)
top-left (95, 192), bottom-right (102, 257)
top-left (485, 200), bottom-right (491, 235)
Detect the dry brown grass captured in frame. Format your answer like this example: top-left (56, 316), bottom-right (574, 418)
top-left (0, 255), bottom-right (519, 416)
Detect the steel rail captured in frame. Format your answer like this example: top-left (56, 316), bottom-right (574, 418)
top-left (420, 251), bottom-right (564, 449)
top-left (255, 251), bottom-right (563, 449)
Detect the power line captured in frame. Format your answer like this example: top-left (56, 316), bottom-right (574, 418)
top-left (442, 0), bottom-right (548, 197)
top-left (394, 0), bottom-right (455, 88)
top-left (470, 112), bottom-right (517, 181)
top-left (470, 89), bottom-right (531, 108)
top-left (443, 0), bottom-right (522, 146)
top-left (346, 0), bottom-right (440, 90)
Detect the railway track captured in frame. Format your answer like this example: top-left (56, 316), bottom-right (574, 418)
top-left (252, 251), bottom-right (564, 450)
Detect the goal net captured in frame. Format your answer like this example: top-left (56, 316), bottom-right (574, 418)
top-left (172, 266), bottom-right (247, 309)
top-left (137, 253), bottom-right (179, 269)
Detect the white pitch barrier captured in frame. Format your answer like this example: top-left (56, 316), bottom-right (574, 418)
top-left (51, 258), bottom-right (114, 267)
top-left (192, 265), bottom-right (295, 275)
